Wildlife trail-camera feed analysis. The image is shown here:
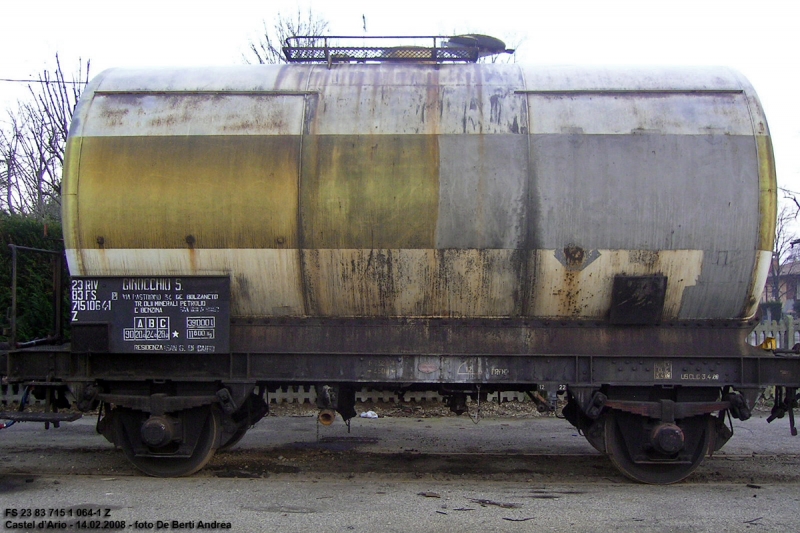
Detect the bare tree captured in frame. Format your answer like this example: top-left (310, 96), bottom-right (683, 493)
top-left (768, 203), bottom-right (800, 302)
top-left (245, 9), bottom-right (330, 65)
top-left (781, 186), bottom-right (800, 216)
top-left (0, 121), bottom-right (21, 213)
top-left (0, 55), bottom-right (89, 219)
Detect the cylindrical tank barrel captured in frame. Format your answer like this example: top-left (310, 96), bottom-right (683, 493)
top-left (62, 64), bottom-right (776, 321)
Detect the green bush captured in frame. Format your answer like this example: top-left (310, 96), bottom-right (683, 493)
top-left (0, 213), bottom-right (67, 344)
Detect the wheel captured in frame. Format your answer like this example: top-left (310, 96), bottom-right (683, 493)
top-left (115, 405), bottom-right (220, 477)
top-left (562, 391), bottom-right (605, 453)
top-left (604, 410), bottom-right (714, 484)
top-left (217, 392), bottom-right (268, 452)
top-left (217, 425), bottom-right (248, 452)
top-left (583, 416), bottom-right (606, 453)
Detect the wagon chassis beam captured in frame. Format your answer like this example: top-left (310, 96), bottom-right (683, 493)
top-left (603, 399), bottom-right (733, 421)
top-left (6, 349), bottom-right (800, 389)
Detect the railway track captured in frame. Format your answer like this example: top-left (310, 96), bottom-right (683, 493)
top-left (3, 413), bottom-right (799, 483)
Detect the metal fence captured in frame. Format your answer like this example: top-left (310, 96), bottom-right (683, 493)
top-left (269, 386), bottom-right (528, 405)
top-left (748, 318), bottom-right (800, 349)
top-left (1, 384), bottom-right (529, 408)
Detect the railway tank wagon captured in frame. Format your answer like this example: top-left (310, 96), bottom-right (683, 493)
top-left (4, 37), bottom-right (799, 483)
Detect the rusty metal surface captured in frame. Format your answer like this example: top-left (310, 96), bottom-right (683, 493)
top-left (224, 318), bottom-right (763, 357)
top-left (8, 343), bottom-right (800, 388)
top-left (63, 64), bottom-right (774, 324)
top-left (303, 64), bottom-right (527, 136)
top-left (69, 248), bottom-right (700, 319)
top-left (299, 249), bottom-right (522, 317)
top-left (603, 400), bottom-right (732, 419)
top-left (529, 249), bottom-right (701, 319)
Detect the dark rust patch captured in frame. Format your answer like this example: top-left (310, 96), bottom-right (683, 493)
top-left (629, 250), bottom-right (659, 267)
top-left (564, 245), bottom-right (585, 267)
top-left (235, 274), bottom-right (251, 305)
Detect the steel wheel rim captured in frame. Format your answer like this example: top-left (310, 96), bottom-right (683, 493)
top-left (605, 410), bottom-right (714, 485)
top-left (117, 405), bottom-right (220, 477)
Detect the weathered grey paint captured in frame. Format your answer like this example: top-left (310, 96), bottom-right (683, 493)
top-left (435, 135), bottom-right (529, 249)
top-left (528, 133), bottom-right (759, 318)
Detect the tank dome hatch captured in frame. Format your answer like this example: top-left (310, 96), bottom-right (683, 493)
top-left (445, 34), bottom-right (513, 57)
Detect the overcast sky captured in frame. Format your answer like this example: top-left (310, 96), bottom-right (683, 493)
top-left (3, 0), bottom-right (799, 195)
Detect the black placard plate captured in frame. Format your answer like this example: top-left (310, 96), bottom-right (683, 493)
top-left (70, 276), bottom-right (230, 354)
top-left (609, 275), bottom-right (667, 326)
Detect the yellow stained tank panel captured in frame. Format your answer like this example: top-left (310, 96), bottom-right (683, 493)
top-left (756, 135), bottom-right (777, 253)
top-left (70, 247), bottom-right (707, 318)
top-left (70, 248), bottom-right (523, 318)
top-left (62, 136), bottom-right (83, 260)
top-left (301, 249), bottom-right (520, 317)
top-left (529, 249), bottom-right (704, 319)
top-left (69, 249), bottom-right (305, 317)
top-left (300, 135), bottom-right (439, 249)
top-left (744, 135), bottom-right (777, 317)
top-left (74, 136), bottom-right (299, 250)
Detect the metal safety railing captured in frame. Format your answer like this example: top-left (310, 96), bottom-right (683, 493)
top-left (7, 244), bottom-right (65, 349)
top-left (283, 35), bottom-right (513, 66)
